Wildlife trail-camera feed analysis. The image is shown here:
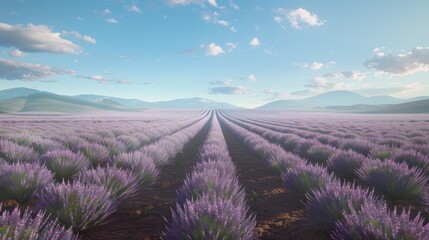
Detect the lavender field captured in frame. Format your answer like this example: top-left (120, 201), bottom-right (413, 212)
top-left (0, 109), bottom-right (428, 239)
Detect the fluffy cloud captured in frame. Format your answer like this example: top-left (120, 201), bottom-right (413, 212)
top-left (204, 43), bottom-right (225, 56)
top-left (208, 0), bottom-right (217, 7)
top-left (100, 9), bottom-right (111, 15)
top-left (76, 74), bottom-right (112, 84)
top-left (304, 77), bottom-right (345, 91)
top-left (209, 85), bottom-right (251, 95)
top-left (8, 49), bottom-right (25, 57)
top-left (323, 71), bottom-right (365, 81)
top-left (250, 37), bottom-right (260, 47)
top-left (0, 23), bottom-right (81, 54)
top-left (275, 8), bottom-right (325, 29)
top-left (166, 0), bottom-right (219, 6)
top-left (0, 58), bottom-right (65, 81)
top-left (62, 31), bottom-right (96, 44)
top-left (226, 42), bottom-right (237, 52)
top-left (106, 18), bottom-right (118, 24)
top-left (208, 79), bottom-right (232, 85)
top-left (126, 5), bottom-right (141, 13)
top-left (365, 47), bottom-right (429, 75)
top-left (296, 62), bottom-right (324, 70)
top-left (245, 74), bottom-right (257, 81)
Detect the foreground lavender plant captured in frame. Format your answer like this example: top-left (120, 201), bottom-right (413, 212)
top-left (282, 163), bottom-right (334, 199)
top-left (77, 166), bottom-right (139, 204)
top-left (391, 149), bottom-right (429, 175)
top-left (326, 150), bottom-right (368, 181)
top-left (114, 151), bottom-right (159, 186)
top-left (0, 204), bottom-right (77, 240)
top-left (37, 181), bottom-right (117, 232)
top-left (305, 181), bottom-right (378, 235)
top-left (163, 195), bottom-right (256, 240)
top-left (370, 145), bottom-right (393, 160)
top-left (306, 144), bottom-right (335, 165)
top-left (0, 162), bottom-right (53, 204)
top-left (80, 143), bottom-right (110, 167)
top-left (332, 200), bottom-right (429, 239)
top-left (177, 168), bottom-right (245, 206)
top-left (0, 140), bottom-right (40, 163)
top-left (42, 149), bottom-right (89, 182)
top-left (357, 159), bottom-right (428, 203)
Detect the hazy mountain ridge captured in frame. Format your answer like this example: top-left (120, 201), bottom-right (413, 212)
top-left (259, 90), bottom-right (429, 109)
top-left (0, 88), bottom-right (240, 113)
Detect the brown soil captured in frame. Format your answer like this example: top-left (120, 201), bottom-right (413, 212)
top-left (219, 119), bottom-right (330, 240)
top-left (82, 119), bottom-right (212, 240)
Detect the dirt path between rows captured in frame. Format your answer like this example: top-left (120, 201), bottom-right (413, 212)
top-left (219, 118), bottom-right (329, 240)
top-left (82, 118), bottom-right (212, 240)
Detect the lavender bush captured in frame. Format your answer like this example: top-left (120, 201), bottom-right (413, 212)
top-left (37, 181), bottom-right (117, 232)
top-left (305, 181), bottom-right (378, 235)
top-left (282, 162), bottom-right (334, 199)
top-left (42, 149), bottom-right (89, 182)
top-left (77, 166), bottom-right (139, 204)
top-left (163, 195), bottom-right (256, 240)
top-left (0, 204), bottom-right (77, 240)
top-left (342, 139), bottom-right (373, 156)
top-left (332, 200), bottom-right (429, 239)
top-left (177, 169), bottom-right (245, 206)
top-left (391, 149), bottom-right (429, 175)
top-left (326, 150), bottom-right (368, 181)
top-left (306, 144), bottom-right (335, 165)
top-left (370, 145), bottom-right (393, 161)
top-left (0, 140), bottom-right (40, 163)
top-left (357, 159), bottom-right (428, 203)
top-left (80, 143), bottom-right (110, 167)
top-left (114, 151), bottom-right (159, 186)
top-left (0, 162), bottom-right (53, 204)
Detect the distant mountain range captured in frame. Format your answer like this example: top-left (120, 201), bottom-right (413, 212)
top-left (0, 88), bottom-right (239, 113)
top-left (258, 90), bottom-right (429, 109)
top-left (0, 88), bottom-right (428, 114)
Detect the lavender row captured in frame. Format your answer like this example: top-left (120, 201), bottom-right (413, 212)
top-left (218, 111), bottom-right (429, 238)
top-left (0, 112), bottom-right (210, 238)
top-left (163, 113), bottom-right (256, 239)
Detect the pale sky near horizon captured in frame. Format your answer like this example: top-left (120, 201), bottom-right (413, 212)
top-left (1, 0), bottom-right (429, 107)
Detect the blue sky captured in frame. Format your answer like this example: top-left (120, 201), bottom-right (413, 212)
top-left (1, 0), bottom-right (428, 107)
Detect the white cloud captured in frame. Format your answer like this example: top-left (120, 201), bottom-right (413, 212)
top-left (365, 47), bottom-right (429, 75)
top-left (226, 42), bottom-right (237, 52)
top-left (246, 74), bottom-right (257, 81)
top-left (204, 43), bottom-right (225, 56)
top-left (76, 74), bottom-right (112, 84)
top-left (296, 62), bottom-right (324, 70)
top-left (126, 5), bottom-right (141, 13)
top-left (209, 85), bottom-right (251, 95)
top-left (216, 20), bottom-right (229, 27)
top-left (208, 0), bottom-right (217, 7)
top-left (8, 49), bottom-right (24, 57)
top-left (106, 18), bottom-right (118, 24)
top-left (62, 31), bottom-right (96, 44)
top-left (0, 23), bottom-right (81, 54)
top-left (208, 79), bottom-right (232, 85)
top-left (323, 71), bottom-right (365, 81)
top-left (0, 58), bottom-right (65, 81)
top-left (304, 77), bottom-right (345, 91)
top-left (229, 0), bottom-right (239, 10)
top-left (100, 9), bottom-right (111, 15)
top-left (165, 0), bottom-right (204, 6)
top-left (250, 37), bottom-right (260, 47)
top-left (276, 8), bottom-right (325, 29)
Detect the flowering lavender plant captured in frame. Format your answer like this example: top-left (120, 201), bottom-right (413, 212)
top-left (356, 159), bottom-right (428, 203)
top-left (307, 144), bottom-right (335, 165)
top-left (305, 181), bottom-right (378, 235)
top-left (163, 195), bottom-right (256, 240)
top-left (114, 151), bottom-right (159, 186)
top-left (332, 200), bottom-right (429, 239)
top-left (0, 204), bottom-right (78, 240)
top-left (42, 149), bottom-right (89, 182)
top-left (80, 143), bottom-right (110, 167)
top-left (326, 150), bottom-right (368, 181)
top-left (282, 162), bottom-right (334, 199)
top-left (37, 181), bottom-right (117, 232)
top-left (0, 162), bottom-right (53, 204)
top-left (391, 149), bottom-right (429, 175)
top-left (0, 140), bottom-right (40, 163)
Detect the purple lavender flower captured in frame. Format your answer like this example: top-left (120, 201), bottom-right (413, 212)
top-left (356, 159), bottom-right (428, 203)
top-left (305, 181), bottom-right (378, 235)
top-left (114, 151), bottom-right (159, 186)
top-left (369, 145), bottom-right (393, 160)
top-left (332, 200), bottom-right (429, 239)
top-left (307, 144), bottom-right (335, 165)
top-left (265, 146), bottom-right (301, 172)
top-left (0, 140), bottom-right (40, 163)
top-left (342, 139), bottom-right (373, 156)
top-left (282, 162), bottom-right (334, 199)
top-left (42, 149), bottom-right (89, 182)
top-left (391, 149), bottom-right (429, 175)
top-left (79, 142), bottom-right (110, 167)
top-left (37, 181), bottom-right (117, 232)
top-left (0, 162), bottom-right (53, 204)
top-left (163, 195), bottom-right (256, 240)
top-left (326, 150), bottom-right (368, 181)
top-left (77, 166), bottom-right (139, 204)
top-left (0, 204), bottom-right (78, 240)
